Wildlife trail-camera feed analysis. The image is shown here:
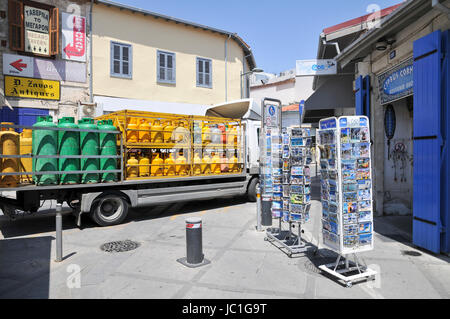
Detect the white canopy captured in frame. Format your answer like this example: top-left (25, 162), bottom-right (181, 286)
top-left (205, 98), bottom-right (261, 120)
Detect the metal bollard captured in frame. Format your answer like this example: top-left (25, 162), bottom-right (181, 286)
top-left (261, 195), bottom-right (272, 226)
top-left (55, 203), bottom-right (63, 262)
top-left (177, 217), bottom-right (210, 268)
top-left (256, 185), bottom-right (262, 232)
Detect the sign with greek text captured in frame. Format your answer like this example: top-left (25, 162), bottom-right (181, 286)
top-left (62, 12), bottom-right (86, 62)
top-left (4, 75), bottom-right (60, 100)
top-left (24, 6), bottom-right (50, 56)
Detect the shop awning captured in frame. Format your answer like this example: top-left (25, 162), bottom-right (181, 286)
top-left (305, 75), bottom-right (354, 110)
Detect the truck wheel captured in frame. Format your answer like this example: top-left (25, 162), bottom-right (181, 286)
top-left (247, 178), bottom-right (259, 202)
top-left (91, 195), bottom-right (129, 227)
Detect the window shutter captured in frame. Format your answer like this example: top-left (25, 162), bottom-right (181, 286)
top-left (50, 7), bottom-right (59, 55)
top-left (8, 0), bottom-right (24, 51)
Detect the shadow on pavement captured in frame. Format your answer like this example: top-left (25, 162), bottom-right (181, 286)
top-left (0, 236), bottom-right (52, 298)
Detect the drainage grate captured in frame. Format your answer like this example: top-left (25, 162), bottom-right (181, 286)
top-left (401, 250), bottom-right (422, 257)
top-left (100, 240), bottom-right (140, 253)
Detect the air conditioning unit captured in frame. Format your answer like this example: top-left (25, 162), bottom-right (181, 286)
top-left (78, 102), bottom-right (98, 119)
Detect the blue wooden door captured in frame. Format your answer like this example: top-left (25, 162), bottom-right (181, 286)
top-left (442, 30), bottom-right (450, 254)
top-left (413, 30), bottom-right (443, 254)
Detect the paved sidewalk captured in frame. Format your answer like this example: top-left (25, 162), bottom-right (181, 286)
top-left (0, 195), bottom-right (449, 299)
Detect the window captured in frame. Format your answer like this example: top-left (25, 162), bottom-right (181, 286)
top-left (110, 42), bottom-right (132, 78)
top-left (197, 58), bottom-right (212, 88)
top-left (8, 0), bottom-right (59, 56)
top-left (157, 51), bottom-right (176, 84)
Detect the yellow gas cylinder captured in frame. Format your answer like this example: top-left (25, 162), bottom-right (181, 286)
top-left (138, 119), bottom-right (151, 143)
top-left (220, 153), bottom-right (230, 173)
top-left (164, 153), bottom-right (176, 176)
top-left (20, 129), bottom-right (33, 183)
top-left (229, 153), bottom-right (239, 173)
top-left (202, 124), bottom-right (211, 144)
top-left (211, 152), bottom-right (221, 174)
top-left (174, 121), bottom-right (189, 144)
top-left (151, 120), bottom-right (163, 143)
top-left (151, 153), bottom-right (164, 177)
top-left (163, 121), bottom-right (175, 143)
top-left (176, 152), bottom-right (187, 176)
top-left (193, 153), bottom-right (202, 175)
top-left (201, 153), bottom-right (211, 175)
top-left (127, 118), bottom-right (139, 143)
top-left (228, 125), bottom-right (238, 146)
top-left (127, 155), bottom-right (139, 178)
top-left (139, 155), bottom-right (150, 177)
top-left (0, 123), bottom-right (20, 187)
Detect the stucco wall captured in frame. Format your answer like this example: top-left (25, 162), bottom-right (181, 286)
top-left (92, 4), bottom-right (248, 106)
top-left (0, 0), bottom-right (90, 119)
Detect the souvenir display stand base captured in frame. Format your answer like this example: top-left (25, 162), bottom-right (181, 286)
top-left (319, 254), bottom-right (377, 288)
top-left (265, 219), bottom-right (314, 257)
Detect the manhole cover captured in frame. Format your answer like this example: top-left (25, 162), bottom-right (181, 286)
top-left (100, 240), bottom-right (140, 253)
top-left (401, 250), bottom-right (422, 257)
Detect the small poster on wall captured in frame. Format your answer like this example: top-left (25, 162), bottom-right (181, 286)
top-left (24, 5), bottom-right (50, 56)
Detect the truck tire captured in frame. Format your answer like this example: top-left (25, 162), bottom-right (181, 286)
top-left (90, 195), bottom-right (129, 227)
top-left (247, 177), bottom-right (259, 202)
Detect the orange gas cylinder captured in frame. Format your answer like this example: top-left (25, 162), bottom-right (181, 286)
top-left (163, 121), bottom-right (175, 143)
top-left (218, 124), bottom-right (227, 144)
top-left (139, 155), bottom-right (150, 177)
top-left (151, 153), bottom-right (164, 177)
top-left (127, 118), bottom-right (139, 143)
top-left (127, 156), bottom-right (139, 178)
top-left (220, 153), bottom-right (229, 173)
top-left (164, 153), bottom-right (176, 176)
top-left (211, 153), bottom-right (221, 174)
top-left (0, 123), bottom-right (20, 187)
top-left (139, 120), bottom-right (151, 143)
top-left (176, 152), bottom-right (187, 176)
top-left (20, 129), bottom-right (33, 183)
top-left (201, 154), bottom-right (211, 174)
top-left (193, 153), bottom-right (202, 175)
top-left (229, 153), bottom-right (239, 173)
top-left (151, 120), bottom-right (163, 143)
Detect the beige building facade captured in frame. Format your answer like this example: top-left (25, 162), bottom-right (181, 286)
top-left (91, 0), bottom-right (256, 115)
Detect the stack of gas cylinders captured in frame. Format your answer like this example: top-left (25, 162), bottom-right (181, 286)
top-left (0, 117), bottom-right (118, 187)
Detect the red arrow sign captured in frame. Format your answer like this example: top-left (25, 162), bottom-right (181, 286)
top-left (64, 16), bottom-right (86, 59)
top-left (10, 59), bottom-right (27, 72)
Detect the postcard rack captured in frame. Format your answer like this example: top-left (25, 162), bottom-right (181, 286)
top-left (265, 128), bottom-right (314, 257)
top-left (317, 116), bottom-right (377, 287)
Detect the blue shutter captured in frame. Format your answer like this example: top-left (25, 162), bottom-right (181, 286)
top-left (364, 75), bottom-right (371, 121)
top-left (442, 30), bottom-right (450, 254)
top-left (413, 30), bottom-right (442, 254)
top-left (0, 108), bottom-right (48, 132)
top-left (355, 76), bottom-right (364, 115)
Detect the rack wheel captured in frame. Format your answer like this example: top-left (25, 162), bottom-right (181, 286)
top-left (346, 281), bottom-right (353, 288)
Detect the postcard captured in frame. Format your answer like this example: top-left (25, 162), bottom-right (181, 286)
top-left (290, 185), bottom-right (304, 194)
top-left (272, 210), bottom-right (282, 218)
top-left (344, 235), bottom-right (358, 247)
top-left (343, 202), bottom-right (357, 214)
top-left (341, 143), bottom-right (353, 160)
top-left (290, 194), bottom-right (304, 204)
top-left (341, 128), bottom-right (350, 143)
top-left (360, 143), bottom-right (370, 157)
top-left (359, 211), bottom-right (372, 222)
top-left (290, 213), bottom-right (303, 222)
top-left (357, 158), bottom-right (370, 169)
top-left (272, 201), bottom-right (282, 210)
top-left (344, 192), bottom-right (358, 202)
top-left (328, 159), bottom-right (336, 169)
top-left (359, 222), bottom-right (372, 233)
top-left (291, 166), bottom-right (304, 176)
top-left (351, 128), bottom-right (361, 143)
top-left (290, 203), bottom-right (305, 213)
top-left (360, 128), bottom-right (370, 142)
top-left (356, 169), bottom-right (371, 180)
top-left (358, 189), bottom-right (371, 201)
top-left (344, 224), bottom-right (358, 236)
top-left (320, 160), bottom-right (328, 170)
top-left (359, 200), bottom-right (372, 211)
top-left (342, 160), bottom-right (356, 171)
top-left (330, 221), bottom-right (339, 234)
top-left (344, 213), bottom-right (358, 225)
top-left (323, 230), bottom-right (339, 244)
top-left (343, 170), bottom-right (356, 181)
top-left (322, 220), bottom-right (331, 232)
top-left (343, 182), bottom-right (358, 192)
top-left (359, 233), bottom-right (372, 245)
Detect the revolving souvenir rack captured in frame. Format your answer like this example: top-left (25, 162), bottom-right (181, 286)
top-left (265, 127), bottom-right (314, 257)
top-left (317, 116), bottom-right (377, 287)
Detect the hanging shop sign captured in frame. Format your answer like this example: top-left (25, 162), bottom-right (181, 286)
top-left (4, 75), bottom-right (60, 101)
top-left (296, 59), bottom-right (337, 76)
top-left (377, 58), bottom-right (413, 105)
top-left (264, 104), bottom-right (280, 128)
top-left (2, 53), bottom-right (86, 83)
top-left (24, 6), bottom-right (50, 56)
top-left (62, 12), bottom-right (87, 62)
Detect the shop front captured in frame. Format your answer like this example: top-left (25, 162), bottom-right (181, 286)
top-left (335, 0), bottom-right (450, 254)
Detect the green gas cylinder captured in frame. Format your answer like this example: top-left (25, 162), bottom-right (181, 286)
top-left (58, 117), bottom-right (80, 184)
top-left (79, 118), bottom-right (99, 184)
top-left (32, 116), bottom-right (58, 185)
top-left (98, 120), bottom-right (118, 182)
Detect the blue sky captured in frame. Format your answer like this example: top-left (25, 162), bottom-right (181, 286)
top-left (116, 0), bottom-right (402, 74)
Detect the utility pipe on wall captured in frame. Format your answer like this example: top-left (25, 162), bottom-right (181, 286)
top-left (225, 35), bottom-right (231, 102)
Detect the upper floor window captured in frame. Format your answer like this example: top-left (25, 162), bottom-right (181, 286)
top-left (8, 0), bottom-right (59, 56)
top-left (110, 41), bottom-right (132, 78)
top-left (197, 58), bottom-right (212, 88)
top-left (157, 50), bottom-right (176, 84)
